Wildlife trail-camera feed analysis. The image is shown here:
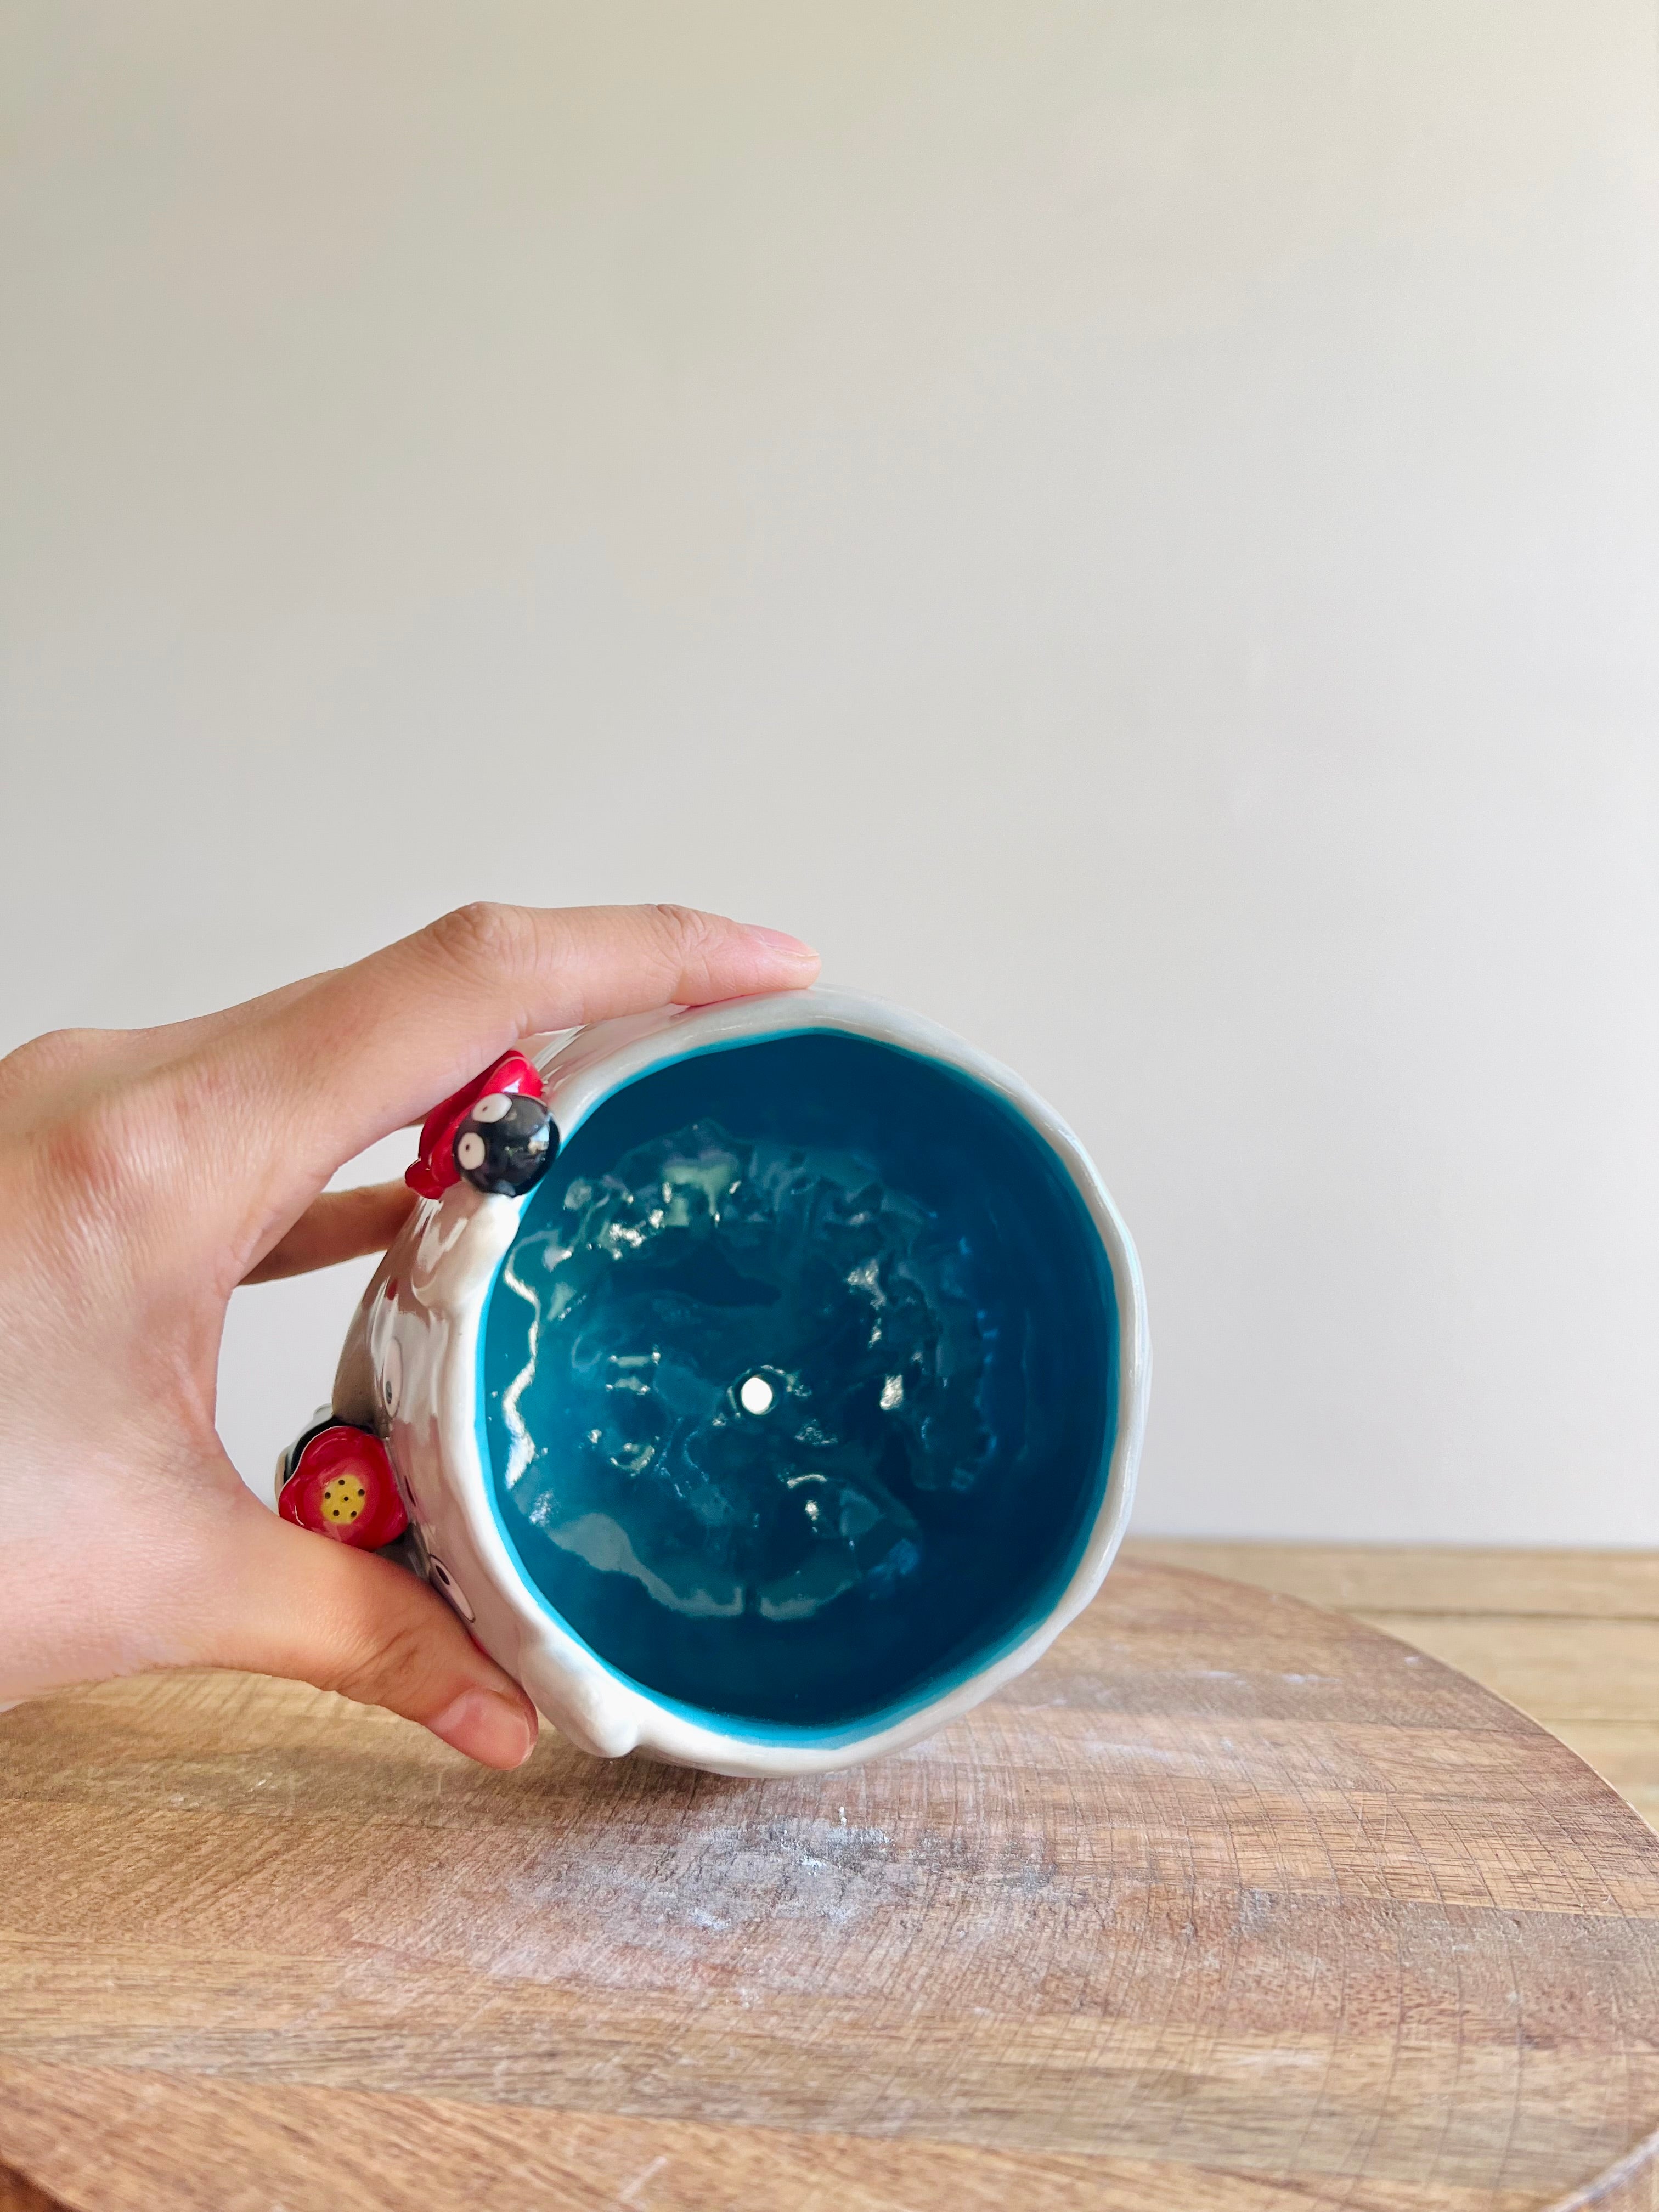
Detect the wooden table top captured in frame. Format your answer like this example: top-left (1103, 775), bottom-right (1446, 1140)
top-left (5, 1556), bottom-right (1659, 2212)
top-left (1133, 1539), bottom-right (1659, 1836)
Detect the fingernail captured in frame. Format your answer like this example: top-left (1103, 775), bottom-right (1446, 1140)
top-left (742, 923), bottom-right (818, 961)
top-left (428, 1686), bottom-right (538, 1769)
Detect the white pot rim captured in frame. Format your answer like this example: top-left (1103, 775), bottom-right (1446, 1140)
top-left (358, 988), bottom-right (1150, 1778)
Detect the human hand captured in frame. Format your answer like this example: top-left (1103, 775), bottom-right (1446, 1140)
top-left (0, 904), bottom-right (818, 1765)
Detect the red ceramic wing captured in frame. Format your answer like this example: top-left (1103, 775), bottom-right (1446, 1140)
top-left (277, 1423), bottom-right (409, 1549)
top-left (405, 1050), bottom-right (546, 1199)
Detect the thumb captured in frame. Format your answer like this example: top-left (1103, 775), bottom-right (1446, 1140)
top-left (201, 1493), bottom-right (539, 1769)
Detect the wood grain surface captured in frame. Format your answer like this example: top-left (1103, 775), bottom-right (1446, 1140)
top-left (1124, 1543), bottom-right (1659, 1621)
top-left (1128, 1542), bottom-right (1659, 1833)
top-left (4, 1558), bottom-right (1659, 2212)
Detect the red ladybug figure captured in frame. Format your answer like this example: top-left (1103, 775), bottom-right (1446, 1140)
top-left (276, 1418), bottom-right (409, 1549)
top-left (404, 1050), bottom-right (557, 1201)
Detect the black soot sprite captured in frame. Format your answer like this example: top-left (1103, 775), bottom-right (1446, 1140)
top-left (454, 1090), bottom-right (558, 1197)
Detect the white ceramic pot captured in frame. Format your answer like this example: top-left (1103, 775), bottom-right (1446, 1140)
top-left (329, 988), bottom-right (1148, 1778)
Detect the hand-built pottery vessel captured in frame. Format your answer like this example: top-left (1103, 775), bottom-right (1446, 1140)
top-left (280, 990), bottom-right (1149, 1776)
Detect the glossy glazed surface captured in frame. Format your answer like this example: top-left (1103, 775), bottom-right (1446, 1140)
top-left (479, 1032), bottom-right (1118, 1730)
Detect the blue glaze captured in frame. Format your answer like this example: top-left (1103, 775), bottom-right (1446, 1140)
top-left (478, 1031), bottom-right (1118, 1735)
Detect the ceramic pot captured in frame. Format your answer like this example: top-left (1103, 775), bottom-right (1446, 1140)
top-left (323, 989), bottom-right (1148, 1778)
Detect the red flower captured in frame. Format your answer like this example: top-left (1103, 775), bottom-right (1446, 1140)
top-left (277, 1423), bottom-right (408, 1549)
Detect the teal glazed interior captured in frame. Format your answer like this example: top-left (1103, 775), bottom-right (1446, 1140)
top-left (478, 1030), bottom-right (1119, 1736)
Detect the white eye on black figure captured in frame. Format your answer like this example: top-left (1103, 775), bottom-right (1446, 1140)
top-left (453, 1092), bottom-right (558, 1197)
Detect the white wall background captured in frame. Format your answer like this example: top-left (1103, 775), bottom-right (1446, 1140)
top-left (3, 3), bottom-right (1657, 1541)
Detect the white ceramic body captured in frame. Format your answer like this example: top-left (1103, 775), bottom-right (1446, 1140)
top-left (332, 989), bottom-right (1149, 1778)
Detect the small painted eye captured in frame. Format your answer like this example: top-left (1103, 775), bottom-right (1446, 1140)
top-left (470, 1092), bottom-right (514, 1125)
top-left (428, 1555), bottom-right (476, 1622)
top-left (381, 1336), bottom-right (403, 1419)
top-left (456, 1131), bottom-right (487, 1172)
